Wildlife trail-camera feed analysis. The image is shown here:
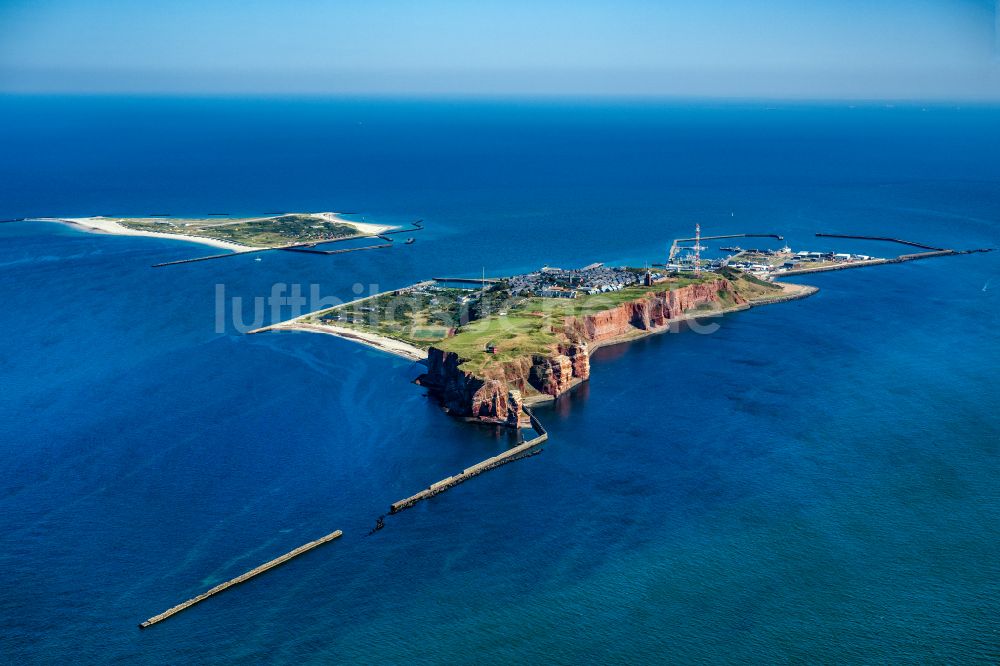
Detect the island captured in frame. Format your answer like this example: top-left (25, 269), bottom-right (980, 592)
top-left (33, 212), bottom-right (394, 252)
top-left (255, 264), bottom-right (816, 428)
top-left (253, 225), bottom-right (991, 440)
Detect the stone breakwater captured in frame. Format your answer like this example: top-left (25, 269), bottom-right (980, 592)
top-left (390, 408), bottom-right (548, 514)
top-left (139, 530), bottom-right (343, 628)
top-left (417, 279), bottom-right (746, 425)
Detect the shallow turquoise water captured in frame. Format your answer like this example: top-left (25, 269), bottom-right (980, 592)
top-left (0, 98), bottom-right (998, 663)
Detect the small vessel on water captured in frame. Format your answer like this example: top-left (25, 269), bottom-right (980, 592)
top-left (404, 238), bottom-right (415, 244)
top-left (721, 246), bottom-right (742, 252)
top-left (254, 257), bottom-right (262, 262)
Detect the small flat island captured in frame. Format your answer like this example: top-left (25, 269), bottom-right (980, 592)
top-left (34, 212), bottom-right (394, 252)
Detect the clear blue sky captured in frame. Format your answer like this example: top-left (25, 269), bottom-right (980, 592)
top-left (1, 0), bottom-right (997, 98)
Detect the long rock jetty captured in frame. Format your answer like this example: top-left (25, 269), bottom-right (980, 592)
top-left (814, 233), bottom-right (945, 251)
top-left (390, 409), bottom-right (548, 514)
top-left (139, 529), bottom-right (343, 629)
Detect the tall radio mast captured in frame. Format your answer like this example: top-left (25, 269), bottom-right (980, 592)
top-left (694, 223), bottom-right (701, 277)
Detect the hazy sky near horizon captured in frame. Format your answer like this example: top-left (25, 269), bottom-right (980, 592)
top-left (1, 0), bottom-right (998, 98)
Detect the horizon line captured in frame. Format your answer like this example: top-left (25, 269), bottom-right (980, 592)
top-left (2, 91), bottom-right (1000, 105)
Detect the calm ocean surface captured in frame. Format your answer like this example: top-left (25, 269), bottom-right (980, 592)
top-left (0, 97), bottom-right (998, 664)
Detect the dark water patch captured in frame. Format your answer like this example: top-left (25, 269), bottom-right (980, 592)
top-left (731, 357), bottom-right (770, 367)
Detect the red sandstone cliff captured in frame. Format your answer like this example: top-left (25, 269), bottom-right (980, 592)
top-left (418, 347), bottom-right (528, 427)
top-left (567, 278), bottom-right (745, 342)
top-left (418, 279), bottom-right (743, 426)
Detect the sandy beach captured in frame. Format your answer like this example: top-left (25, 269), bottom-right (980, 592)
top-left (38, 217), bottom-right (263, 252)
top-left (757, 281), bottom-right (819, 301)
top-left (261, 321), bottom-right (426, 361)
top-left (315, 212), bottom-right (395, 236)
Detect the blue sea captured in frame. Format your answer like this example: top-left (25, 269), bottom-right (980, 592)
top-left (1, 97), bottom-right (998, 664)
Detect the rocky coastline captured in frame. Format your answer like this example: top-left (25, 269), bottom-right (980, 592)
top-left (416, 277), bottom-right (771, 426)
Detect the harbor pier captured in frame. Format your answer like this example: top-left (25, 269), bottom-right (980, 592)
top-left (669, 233), bottom-right (784, 261)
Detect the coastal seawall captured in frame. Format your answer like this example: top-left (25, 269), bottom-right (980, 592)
top-left (417, 278), bottom-right (746, 423)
